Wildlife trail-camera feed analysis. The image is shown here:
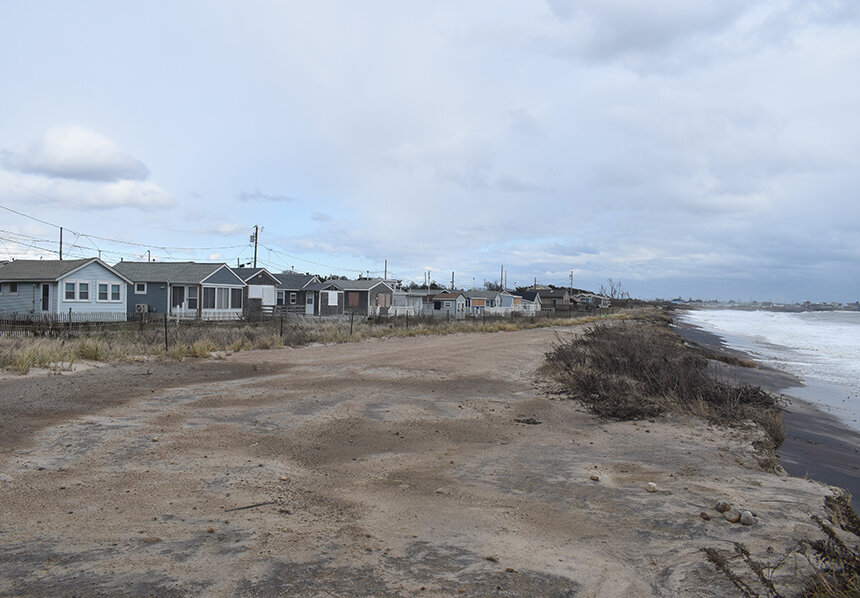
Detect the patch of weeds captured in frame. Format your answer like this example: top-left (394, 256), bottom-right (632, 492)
top-left (543, 317), bottom-right (785, 446)
top-left (702, 492), bottom-right (860, 598)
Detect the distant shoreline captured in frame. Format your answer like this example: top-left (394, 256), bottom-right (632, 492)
top-left (671, 313), bottom-right (860, 510)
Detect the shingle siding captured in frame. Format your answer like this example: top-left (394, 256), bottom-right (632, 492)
top-left (204, 267), bottom-right (245, 286)
top-left (126, 283), bottom-right (169, 314)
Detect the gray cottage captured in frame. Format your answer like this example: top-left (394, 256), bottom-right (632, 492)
top-left (113, 261), bottom-right (246, 320)
top-left (337, 279), bottom-right (394, 317)
top-left (273, 272), bottom-right (320, 315)
top-left (231, 267), bottom-right (280, 315)
top-left (0, 258), bottom-right (132, 321)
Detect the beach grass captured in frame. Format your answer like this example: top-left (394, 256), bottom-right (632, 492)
top-left (542, 310), bottom-right (786, 446)
top-left (0, 309), bottom-right (634, 374)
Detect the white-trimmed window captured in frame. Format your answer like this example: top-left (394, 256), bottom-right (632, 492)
top-left (290, 292), bottom-right (297, 305)
top-left (277, 291), bottom-right (285, 306)
top-left (135, 282), bottom-right (147, 294)
top-left (203, 287), bottom-right (216, 309)
top-left (64, 281), bottom-right (90, 302)
top-left (216, 288), bottom-right (229, 309)
top-left (231, 288), bottom-right (243, 309)
top-left (8, 282), bottom-right (18, 295)
top-left (97, 281), bottom-right (123, 302)
top-left (187, 286), bottom-right (199, 310)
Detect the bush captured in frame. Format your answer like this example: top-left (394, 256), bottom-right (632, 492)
top-left (544, 319), bottom-right (785, 445)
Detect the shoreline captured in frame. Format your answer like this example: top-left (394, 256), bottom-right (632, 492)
top-left (672, 313), bottom-right (860, 510)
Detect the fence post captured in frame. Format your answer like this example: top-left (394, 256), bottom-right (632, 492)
top-left (405, 312), bottom-right (409, 327)
top-left (163, 312), bottom-right (169, 351)
top-left (446, 309), bottom-right (450, 322)
top-left (279, 316), bottom-right (284, 338)
top-left (349, 312), bottom-right (354, 335)
top-left (67, 307), bottom-right (72, 337)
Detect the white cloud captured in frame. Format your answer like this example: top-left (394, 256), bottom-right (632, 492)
top-left (2, 126), bottom-right (150, 182)
top-left (238, 189), bottom-right (296, 203)
top-left (0, 170), bottom-right (173, 210)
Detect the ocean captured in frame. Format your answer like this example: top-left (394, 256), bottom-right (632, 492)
top-left (679, 309), bottom-right (860, 432)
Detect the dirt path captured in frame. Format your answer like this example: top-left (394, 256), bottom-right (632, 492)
top-left (0, 326), bottom-right (844, 596)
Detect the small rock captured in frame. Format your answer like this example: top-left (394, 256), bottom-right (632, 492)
top-left (505, 567), bottom-right (515, 573)
top-left (700, 512), bottom-right (711, 521)
top-left (152, 437), bottom-right (158, 442)
top-left (589, 475), bottom-right (600, 481)
top-left (647, 482), bottom-right (657, 493)
top-left (724, 510), bottom-right (741, 523)
top-left (142, 537), bottom-right (161, 543)
top-left (485, 556), bottom-right (498, 563)
top-left (715, 500), bottom-right (731, 513)
top-left (207, 527), bottom-right (215, 533)
top-left (740, 511), bottom-right (756, 526)
top-left (436, 488), bottom-right (444, 494)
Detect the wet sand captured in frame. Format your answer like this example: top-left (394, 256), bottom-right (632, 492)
top-left (672, 314), bottom-right (860, 510)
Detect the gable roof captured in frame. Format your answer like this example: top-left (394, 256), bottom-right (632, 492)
top-left (231, 267), bottom-right (280, 285)
top-left (304, 280), bottom-right (342, 292)
top-left (512, 290), bottom-right (541, 303)
top-left (0, 258), bottom-right (132, 284)
top-left (113, 261), bottom-right (243, 285)
top-left (274, 272), bottom-right (319, 290)
top-left (433, 291), bottom-right (465, 300)
top-left (537, 289), bottom-right (569, 298)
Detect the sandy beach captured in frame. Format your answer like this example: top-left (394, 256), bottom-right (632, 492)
top-left (0, 324), bottom-right (855, 596)
top-left (672, 315), bottom-right (860, 511)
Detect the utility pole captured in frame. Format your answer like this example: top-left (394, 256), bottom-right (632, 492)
top-left (384, 259), bottom-right (387, 279)
top-left (500, 265), bottom-right (504, 290)
top-left (59, 227), bottom-right (63, 260)
top-left (570, 270), bottom-right (573, 294)
top-left (451, 271), bottom-right (454, 290)
top-left (251, 225), bottom-right (259, 268)
top-left (147, 250), bottom-right (151, 262)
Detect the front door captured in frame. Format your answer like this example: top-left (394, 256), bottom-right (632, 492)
top-left (305, 293), bottom-right (314, 315)
top-left (40, 284), bottom-right (50, 312)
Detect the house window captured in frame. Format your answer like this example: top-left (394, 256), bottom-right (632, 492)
top-left (8, 282), bottom-right (17, 295)
top-left (187, 286), bottom-right (198, 310)
top-left (203, 287), bottom-right (215, 309)
top-left (97, 282), bottom-right (123, 302)
top-left (135, 282), bottom-right (147, 294)
top-left (277, 291), bottom-right (284, 306)
top-left (290, 292), bottom-right (297, 305)
top-left (231, 288), bottom-right (243, 309)
top-left (216, 288), bottom-right (229, 309)
top-left (171, 286), bottom-right (185, 308)
top-left (64, 281), bottom-right (91, 301)
top-left (348, 292), bottom-right (359, 307)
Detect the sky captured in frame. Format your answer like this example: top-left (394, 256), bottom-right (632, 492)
top-left (1, 1), bottom-right (859, 303)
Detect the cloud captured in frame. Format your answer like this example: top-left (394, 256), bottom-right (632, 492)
top-left (1, 126), bottom-right (150, 182)
top-left (311, 211), bottom-right (333, 222)
top-left (237, 189), bottom-right (297, 203)
top-left (0, 171), bottom-right (174, 210)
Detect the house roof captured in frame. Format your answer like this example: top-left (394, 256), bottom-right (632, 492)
top-left (113, 261), bottom-right (241, 285)
top-left (231, 267), bottom-right (280, 285)
top-left (538, 289), bottom-right (569, 298)
top-left (304, 281), bottom-right (342, 292)
top-left (512, 290), bottom-right (541, 302)
top-left (433, 292), bottom-right (465, 300)
top-left (274, 272), bottom-right (318, 290)
top-left (464, 290), bottom-right (500, 299)
top-left (336, 279), bottom-right (393, 292)
top-left (0, 258), bottom-right (132, 284)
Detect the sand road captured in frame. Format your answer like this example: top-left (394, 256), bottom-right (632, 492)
top-left (0, 326), bottom-right (843, 596)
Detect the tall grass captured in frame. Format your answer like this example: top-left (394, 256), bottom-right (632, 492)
top-left (542, 313), bottom-right (786, 446)
top-left (0, 310), bottom-right (633, 374)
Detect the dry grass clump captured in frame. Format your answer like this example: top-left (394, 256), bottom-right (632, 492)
top-left (702, 492), bottom-right (859, 598)
top-left (2, 309), bottom-right (636, 373)
top-left (543, 317), bottom-right (785, 446)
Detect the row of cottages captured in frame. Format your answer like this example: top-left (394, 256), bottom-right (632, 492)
top-left (0, 258), bottom-right (132, 321)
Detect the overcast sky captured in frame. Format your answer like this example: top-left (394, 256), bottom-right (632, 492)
top-left (1, 1), bottom-right (858, 302)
